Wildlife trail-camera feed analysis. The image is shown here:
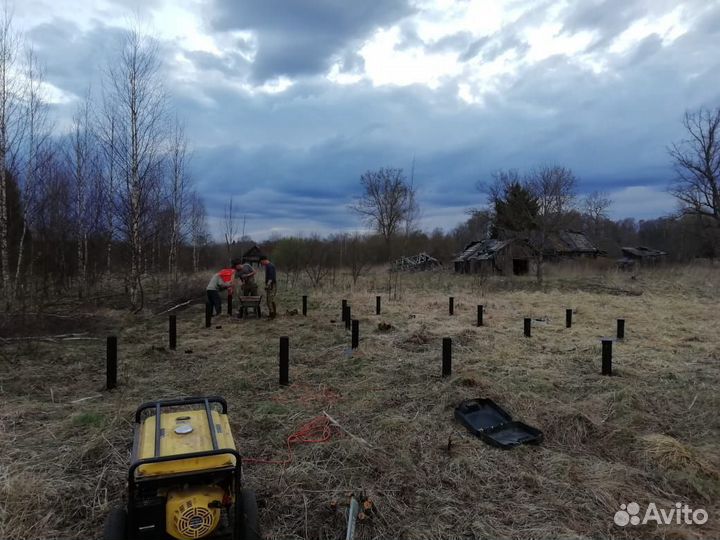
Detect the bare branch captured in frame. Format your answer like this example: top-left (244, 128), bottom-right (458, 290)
top-left (668, 107), bottom-right (720, 224)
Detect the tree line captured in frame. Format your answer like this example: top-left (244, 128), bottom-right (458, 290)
top-left (2, 0), bottom-right (716, 307)
top-left (0, 13), bottom-right (210, 310)
top-left (264, 106), bottom-right (720, 282)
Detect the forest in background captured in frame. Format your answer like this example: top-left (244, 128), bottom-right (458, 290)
top-left (1, 9), bottom-right (718, 311)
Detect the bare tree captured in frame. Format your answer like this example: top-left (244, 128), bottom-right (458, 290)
top-left (349, 167), bottom-right (417, 259)
top-left (583, 190), bottom-right (612, 239)
top-left (15, 46), bottom-right (50, 293)
top-left (189, 190), bottom-right (207, 273)
top-left (98, 108), bottom-right (117, 272)
top-left (272, 237), bottom-right (303, 287)
top-left (403, 156), bottom-right (421, 236)
top-left (68, 93), bottom-right (95, 296)
top-left (346, 232), bottom-right (369, 286)
top-left (482, 166), bottom-right (577, 282)
top-left (669, 108), bottom-right (720, 225)
top-left (167, 119), bottom-right (189, 283)
top-left (452, 209), bottom-right (492, 247)
top-left (223, 196), bottom-right (239, 259)
top-left (527, 165), bottom-right (578, 282)
top-left (301, 235), bottom-right (332, 288)
top-left (101, 28), bottom-right (167, 310)
top-left (0, 5), bottom-right (23, 299)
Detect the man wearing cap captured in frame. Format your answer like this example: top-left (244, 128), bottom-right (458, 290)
top-left (259, 255), bottom-right (277, 319)
top-left (237, 258), bottom-right (258, 296)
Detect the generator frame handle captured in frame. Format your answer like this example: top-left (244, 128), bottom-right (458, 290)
top-left (133, 395), bottom-right (228, 423)
top-left (128, 447), bottom-right (242, 483)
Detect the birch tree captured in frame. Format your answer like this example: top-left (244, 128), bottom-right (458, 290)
top-left (98, 109), bottom-right (116, 272)
top-left (101, 28), bottom-right (167, 310)
top-left (168, 118), bottom-right (189, 283)
top-left (189, 190), bottom-right (207, 273)
top-left (15, 46), bottom-right (50, 292)
top-left (68, 94), bottom-right (95, 295)
top-left (0, 6), bottom-right (22, 300)
top-left (223, 196), bottom-right (238, 259)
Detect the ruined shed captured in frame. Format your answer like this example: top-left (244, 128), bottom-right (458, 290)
top-left (618, 246), bottom-right (667, 268)
top-left (540, 230), bottom-right (601, 259)
top-left (453, 239), bottom-right (536, 275)
top-left (242, 245), bottom-right (263, 265)
top-left (391, 252), bottom-right (442, 272)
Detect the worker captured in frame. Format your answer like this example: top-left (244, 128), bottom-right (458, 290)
top-left (206, 258), bottom-right (242, 316)
top-left (237, 258), bottom-right (258, 296)
top-left (259, 255), bottom-right (277, 319)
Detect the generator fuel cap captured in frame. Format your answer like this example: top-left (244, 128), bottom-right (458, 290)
top-left (174, 420), bottom-right (193, 435)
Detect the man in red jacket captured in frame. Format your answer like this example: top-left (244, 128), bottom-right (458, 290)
top-left (206, 258), bottom-right (242, 315)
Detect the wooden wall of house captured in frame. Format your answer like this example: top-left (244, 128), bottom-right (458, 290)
top-left (495, 243), bottom-right (536, 275)
top-left (455, 242), bottom-right (537, 275)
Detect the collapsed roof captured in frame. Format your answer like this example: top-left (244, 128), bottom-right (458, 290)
top-left (391, 252), bottom-right (443, 272)
top-left (621, 246), bottom-right (667, 258)
top-left (542, 230), bottom-right (600, 255)
top-left (453, 239), bottom-right (513, 263)
top-left (454, 231), bottom-right (600, 262)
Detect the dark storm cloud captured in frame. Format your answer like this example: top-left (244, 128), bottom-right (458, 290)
top-left (561, 0), bottom-right (649, 48)
top-left (560, 0), bottom-right (716, 50)
top-left (424, 31), bottom-right (476, 54)
top-left (209, 0), bottom-right (415, 81)
top-left (460, 33), bottom-right (530, 63)
top-left (457, 36), bottom-right (490, 62)
top-left (182, 49), bottom-right (251, 77)
top-left (174, 4), bottom-right (720, 235)
top-left (395, 18), bottom-right (529, 64)
top-left (21, 0), bottom-right (720, 237)
top-left (337, 50), bottom-right (365, 74)
top-left (28, 19), bottom-right (127, 99)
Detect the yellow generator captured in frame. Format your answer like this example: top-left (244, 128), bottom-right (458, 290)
top-left (103, 396), bottom-right (260, 540)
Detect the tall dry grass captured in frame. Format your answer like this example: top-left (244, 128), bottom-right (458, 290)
top-left (1, 264), bottom-right (719, 539)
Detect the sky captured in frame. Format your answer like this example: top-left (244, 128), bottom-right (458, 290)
top-left (14, 0), bottom-right (720, 240)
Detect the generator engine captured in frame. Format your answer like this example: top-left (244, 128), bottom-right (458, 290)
top-left (166, 486), bottom-right (225, 540)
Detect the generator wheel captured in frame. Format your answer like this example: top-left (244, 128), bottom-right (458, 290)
top-left (237, 488), bottom-right (260, 540)
top-left (103, 507), bottom-right (127, 540)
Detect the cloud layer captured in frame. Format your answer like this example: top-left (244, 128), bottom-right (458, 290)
top-left (18, 0), bottom-right (720, 239)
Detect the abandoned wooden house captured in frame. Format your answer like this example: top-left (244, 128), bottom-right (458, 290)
top-left (617, 246), bottom-right (667, 269)
top-left (539, 230), bottom-right (602, 260)
top-left (242, 245), bottom-right (263, 265)
top-left (453, 239), bottom-right (537, 275)
top-left (454, 231), bottom-right (600, 275)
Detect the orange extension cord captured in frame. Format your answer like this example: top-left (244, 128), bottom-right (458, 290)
top-left (243, 415), bottom-right (340, 466)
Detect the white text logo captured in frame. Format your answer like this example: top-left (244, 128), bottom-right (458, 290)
top-left (614, 502), bottom-right (708, 527)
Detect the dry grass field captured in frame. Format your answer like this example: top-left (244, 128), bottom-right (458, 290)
top-left (1, 265), bottom-right (719, 539)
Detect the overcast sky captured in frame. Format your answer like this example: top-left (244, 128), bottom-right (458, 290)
top-left (15, 0), bottom-right (720, 240)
